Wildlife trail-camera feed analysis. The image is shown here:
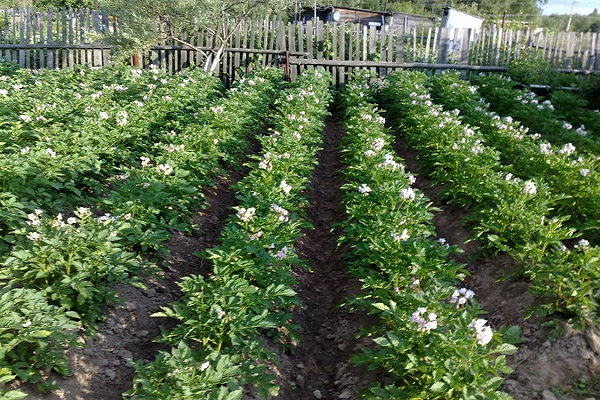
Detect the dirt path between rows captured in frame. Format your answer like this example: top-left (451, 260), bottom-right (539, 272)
top-left (272, 111), bottom-right (380, 400)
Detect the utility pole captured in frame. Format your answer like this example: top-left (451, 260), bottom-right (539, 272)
top-left (566, 0), bottom-right (578, 32)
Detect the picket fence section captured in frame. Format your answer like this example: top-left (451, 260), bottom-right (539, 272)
top-left (1, 8), bottom-right (599, 84)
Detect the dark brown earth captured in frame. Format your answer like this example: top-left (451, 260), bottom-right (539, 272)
top-left (16, 115), bottom-right (600, 400)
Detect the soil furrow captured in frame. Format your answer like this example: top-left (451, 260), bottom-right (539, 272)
top-left (274, 112), bottom-right (377, 400)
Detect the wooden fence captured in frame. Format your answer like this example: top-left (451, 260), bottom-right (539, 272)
top-left (1, 8), bottom-right (599, 84)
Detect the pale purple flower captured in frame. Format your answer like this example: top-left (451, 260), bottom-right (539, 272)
top-left (392, 229), bottom-right (410, 241)
top-left (522, 181), bottom-right (537, 195)
top-left (271, 203), bottom-right (289, 222)
top-left (249, 230), bottom-right (263, 241)
top-left (468, 319), bottom-right (493, 346)
top-left (258, 159), bottom-right (272, 171)
top-left (400, 187), bottom-right (416, 200)
top-left (559, 143), bottom-right (576, 155)
top-left (26, 212), bottom-right (41, 227)
top-left (274, 246), bottom-right (289, 259)
top-left (156, 163), bottom-right (173, 175)
top-left (372, 138), bottom-right (385, 152)
top-left (279, 180), bottom-right (292, 194)
top-left (476, 326), bottom-right (493, 345)
top-left (116, 110), bottom-right (128, 126)
top-left (379, 154), bottom-right (401, 170)
top-left (410, 307), bottom-right (437, 332)
top-left (540, 143), bottom-right (552, 155)
top-left (236, 207), bottom-right (256, 222)
top-left (576, 125), bottom-right (587, 136)
top-left (449, 288), bottom-right (475, 305)
top-left (27, 232), bottom-right (42, 241)
top-left (358, 184), bottom-right (371, 196)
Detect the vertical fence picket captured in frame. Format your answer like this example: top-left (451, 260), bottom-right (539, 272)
top-left (287, 22), bottom-right (296, 80)
top-left (386, 25), bottom-right (394, 67)
top-left (339, 22), bottom-right (346, 84)
top-left (544, 32), bottom-right (553, 64)
top-left (574, 34), bottom-right (583, 70)
top-left (241, 20), bottom-right (249, 74)
top-left (46, 9), bottom-right (54, 68)
top-left (316, 20), bottom-right (323, 63)
top-left (379, 24), bottom-right (387, 77)
top-left (268, 19), bottom-right (277, 67)
top-left (330, 23), bottom-right (337, 83)
top-left (306, 20), bottom-right (313, 69)
top-left (18, 8), bottom-right (24, 67)
top-left (438, 27), bottom-right (450, 65)
top-left (35, 8), bottom-right (41, 69)
top-left (394, 26), bottom-right (403, 63)
top-left (297, 22), bottom-right (305, 76)
top-left (249, 18), bottom-right (256, 62)
top-left (459, 28), bottom-right (470, 66)
top-left (367, 25), bottom-right (375, 75)
top-left (590, 33), bottom-right (598, 71)
top-left (196, 27), bottom-right (204, 68)
top-left (2, 9), bottom-right (9, 61)
top-left (261, 18), bottom-right (268, 67)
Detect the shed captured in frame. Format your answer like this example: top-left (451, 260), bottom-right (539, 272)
top-left (440, 7), bottom-right (484, 30)
top-left (391, 12), bottom-right (436, 30)
top-left (299, 5), bottom-right (392, 29)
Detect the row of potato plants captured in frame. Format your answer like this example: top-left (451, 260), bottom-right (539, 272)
top-left (337, 73), bottom-right (517, 399)
top-left (469, 73), bottom-right (600, 153)
top-left (379, 70), bottom-right (600, 333)
top-left (428, 71), bottom-right (600, 235)
top-left (125, 68), bottom-right (333, 400)
top-left (0, 66), bottom-right (283, 397)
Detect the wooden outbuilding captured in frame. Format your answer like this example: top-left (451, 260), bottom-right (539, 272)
top-left (298, 5), bottom-right (392, 29)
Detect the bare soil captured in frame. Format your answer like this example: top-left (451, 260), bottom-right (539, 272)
top-left (16, 115), bottom-right (600, 400)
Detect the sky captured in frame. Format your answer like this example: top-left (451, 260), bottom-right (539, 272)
top-left (540, 0), bottom-right (600, 15)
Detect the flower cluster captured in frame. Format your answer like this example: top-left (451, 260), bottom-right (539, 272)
top-left (358, 183), bottom-right (371, 196)
top-left (270, 203), bottom-right (289, 222)
top-left (449, 288), bottom-right (475, 305)
top-left (236, 207), bottom-right (256, 222)
top-left (410, 307), bottom-right (438, 332)
top-left (468, 319), bottom-right (493, 346)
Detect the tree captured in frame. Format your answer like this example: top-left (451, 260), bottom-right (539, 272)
top-left (99, 0), bottom-right (294, 71)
